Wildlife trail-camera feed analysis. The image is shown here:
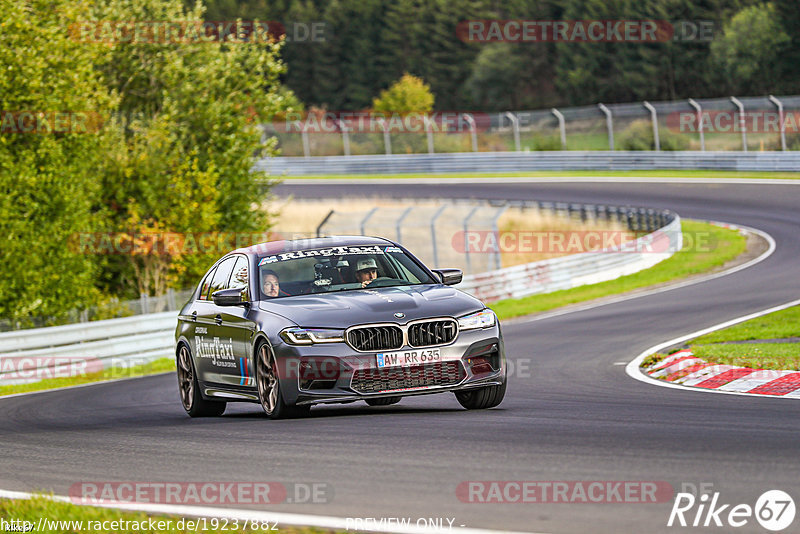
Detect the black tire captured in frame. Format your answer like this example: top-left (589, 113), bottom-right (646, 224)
top-left (176, 344), bottom-right (226, 417)
top-left (365, 396), bottom-right (401, 406)
top-left (454, 380), bottom-right (506, 410)
top-left (255, 341), bottom-right (311, 419)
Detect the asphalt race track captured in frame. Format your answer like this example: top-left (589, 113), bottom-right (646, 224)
top-left (3, 179), bottom-right (800, 534)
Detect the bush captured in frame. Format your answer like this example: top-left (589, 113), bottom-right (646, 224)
top-left (618, 120), bottom-right (689, 151)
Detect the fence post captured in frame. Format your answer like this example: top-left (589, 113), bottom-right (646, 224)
top-left (377, 117), bottom-right (392, 155)
top-left (462, 205), bottom-right (480, 274)
top-left (140, 293), bottom-right (149, 314)
top-left (338, 119), bottom-right (351, 156)
top-left (490, 205), bottom-right (507, 270)
top-left (551, 108), bottom-right (567, 150)
top-left (643, 101), bottom-right (660, 151)
top-left (316, 209), bottom-right (335, 237)
top-left (395, 206), bottom-right (413, 244)
top-left (359, 207), bottom-right (378, 236)
top-left (598, 103), bottom-right (614, 150)
top-left (730, 96), bottom-right (747, 152)
top-left (424, 114), bottom-right (435, 154)
top-left (769, 95), bottom-right (786, 151)
top-left (167, 288), bottom-right (176, 310)
top-left (504, 112), bottom-right (521, 151)
top-left (463, 113), bottom-right (478, 152)
top-left (430, 205), bottom-right (447, 267)
top-left (688, 98), bottom-right (705, 152)
top-left (301, 129), bottom-right (310, 157)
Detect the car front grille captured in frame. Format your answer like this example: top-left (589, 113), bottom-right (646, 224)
top-left (347, 325), bottom-right (404, 352)
top-left (408, 319), bottom-right (457, 348)
top-left (351, 361), bottom-right (465, 394)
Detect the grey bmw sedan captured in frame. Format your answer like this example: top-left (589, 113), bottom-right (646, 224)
top-left (175, 236), bottom-right (506, 419)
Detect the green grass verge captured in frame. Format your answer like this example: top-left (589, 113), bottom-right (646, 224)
top-left (0, 357), bottom-right (175, 397)
top-left (278, 170), bottom-right (800, 181)
top-left (644, 305), bottom-right (800, 371)
top-left (490, 220), bottom-right (747, 320)
top-left (0, 495), bottom-right (334, 534)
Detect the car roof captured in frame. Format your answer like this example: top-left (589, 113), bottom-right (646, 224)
top-left (232, 235), bottom-right (395, 257)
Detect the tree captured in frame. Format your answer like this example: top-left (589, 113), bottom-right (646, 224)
top-left (711, 2), bottom-right (790, 94)
top-left (94, 0), bottom-right (297, 297)
top-left (373, 74), bottom-right (435, 113)
top-left (0, 0), bottom-right (114, 322)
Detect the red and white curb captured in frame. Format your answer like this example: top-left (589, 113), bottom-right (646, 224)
top-left (643, 349), bottom-right (800, 397)
top-left (627, 298), bottom-right (800, 399)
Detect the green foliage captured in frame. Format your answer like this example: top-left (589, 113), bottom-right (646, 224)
top-left (0, 0), bottom-right (115, 320)
top-left (372, 74), bottom-right (435, 113)
top-left (618, 119), bottom-right (689, 151)
top-left (710, 2), bottom-right (790, 94)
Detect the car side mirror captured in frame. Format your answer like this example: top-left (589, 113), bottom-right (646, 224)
top-left (212, 288), bottom-right (248, 306)
top-left (432, 268), bottom-right (463, 286)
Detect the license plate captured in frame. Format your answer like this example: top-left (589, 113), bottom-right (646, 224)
top-left (376, 348), bottom-right (441, 368)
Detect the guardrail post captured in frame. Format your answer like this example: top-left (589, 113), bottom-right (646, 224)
top-left (430, 205), bottom-right (447, 267)
top-left (167, 288), bottom-right (176, 310)
top-left (359, 207), bottom-right (378, 236)
top-left (551, 108), bottom-right (567, 150)
top-left (769, 95), bottom-right (787, 151)
top-left (598, 103), bottom-right (614, 150)
top-left (730, 96), bottom-right (747, 152)
top-left (424, 114), bottom-right (435, 154)
top-left (463, 113), bottom-right (478, 152)
top-left (504, 112), bottom-right (521, 151)
top-left (643, 101), bottom-right (660, 151)
top-left (688, 98), bottom-right (704, 152)
top-left (395, 206), bottom-right (413, 244)
top-left (463, 205), bottom-right (480, 274)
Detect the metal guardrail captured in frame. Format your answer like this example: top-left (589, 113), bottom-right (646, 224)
top-left (256, 151), bottom-right (800, 175)
top-left (0, 203), bottom-right (679, 385)
top-left (458, 216), bottom-right (681, 302)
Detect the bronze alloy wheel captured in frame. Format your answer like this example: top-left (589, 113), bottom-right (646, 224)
top-left (177, 344), bottom-right (194, 411)
top-left (257, 343), bottom-right (280, 415)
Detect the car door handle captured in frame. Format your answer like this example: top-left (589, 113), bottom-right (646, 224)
top-left (215, 315), bottom-right (223, 325)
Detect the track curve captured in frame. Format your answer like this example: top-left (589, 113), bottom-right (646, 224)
top-left (3, 180), bottom-right (800, 534)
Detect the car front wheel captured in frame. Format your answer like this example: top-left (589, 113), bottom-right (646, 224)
top-left (177, 344), bottom-right (226, 417)
top-left (454, 380), bottom-right (506, 410)
top-left (255, 341), bottom-right (310, 419)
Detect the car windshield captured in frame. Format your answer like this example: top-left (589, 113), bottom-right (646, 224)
top-left (256, 244), bottom-right (436, 299)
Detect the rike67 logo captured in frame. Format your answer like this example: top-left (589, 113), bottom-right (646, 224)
top-left (668, 488), bottom-right (795, 531)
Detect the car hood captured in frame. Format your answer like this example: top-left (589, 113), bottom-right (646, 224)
top-left (258, 284), bottom-right (484, 327)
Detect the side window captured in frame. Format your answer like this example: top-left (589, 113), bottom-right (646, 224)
top-left (229, 256), bottom-right (249, 296)
top-left (207, 256), bottom-right (237, 298)
top-left (198, 266), bottom-right (217, 301)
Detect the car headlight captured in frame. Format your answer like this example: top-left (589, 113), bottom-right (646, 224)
top-left (457, 309), bottom-right (496, 331)
top-left (280, 327), bottom-right (345, 345)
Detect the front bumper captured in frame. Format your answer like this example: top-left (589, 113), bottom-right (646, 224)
top-left (272, 325), bottom-right (507, 406)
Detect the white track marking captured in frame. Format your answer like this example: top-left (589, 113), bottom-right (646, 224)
top-left (0, 489), bottom-right (546, 534)
top-left (283, 176), bottom-right (800, 186)
top-left (625, 298), bottom-right (800, 399)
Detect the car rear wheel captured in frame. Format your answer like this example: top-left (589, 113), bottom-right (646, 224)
top-left (365, 396), bottom-right (401, 406)
top-left (255, 341), bottom-right (310, 419)
top-left (177, 344), bottom-right (226, 417)
top-left (454, 380), bottom-right (506, 410)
